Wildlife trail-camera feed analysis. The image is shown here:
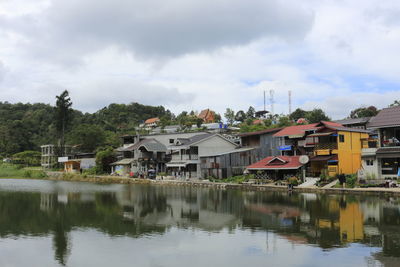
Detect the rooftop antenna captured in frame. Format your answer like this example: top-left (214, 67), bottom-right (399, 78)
top-left (263, 90), bottom-right (266, 112)
top-left (269, 90), bottom-right (275, 116)
top-left (289, 90), bottom-right (292, 115)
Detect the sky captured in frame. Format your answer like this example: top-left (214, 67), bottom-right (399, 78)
top-left (0, 0), bottom-right (400, 119)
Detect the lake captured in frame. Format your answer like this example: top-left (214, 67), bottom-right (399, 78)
top-left (0, 179), bottom-right (399, 267)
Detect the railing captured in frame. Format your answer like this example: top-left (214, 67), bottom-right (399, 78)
top-left (362, 139), bottom-right (378, 149)
top-left (314, 143), bottom-right (337, 150)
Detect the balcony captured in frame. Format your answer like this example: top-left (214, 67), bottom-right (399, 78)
top-left (314, 143), bottom-right (338, 150)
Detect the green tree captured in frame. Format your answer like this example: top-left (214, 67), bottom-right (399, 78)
top-left (235, 110), bottom-right (247, 123)
top-left (246, 106), bottom-right (256, 119)
top-left (389, 100), bottom-right (400, 107)
top-left (12, 150), bottom-right (41, 166)
top-left (96, 146), bottom-right (116, 173)
top-left (349, 106), bottom-right (378, 118)
top-left (277, 116), bottom-right (293, 127)
top-left (214, 113), bottom-right (222, 122)
top-left (224, 108), bottom-right (235, 125)
top-left (67, 124), bottom-right (106, 152)
top-left (55, 90), bottom-right (73, 156)
top-left (289, 108), bottom-right (308, 122)
top-left (306, 108), bottom-right (330, 123)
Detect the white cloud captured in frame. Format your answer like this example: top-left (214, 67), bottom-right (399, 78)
top-left (0, 0), bottom-right (399, 120)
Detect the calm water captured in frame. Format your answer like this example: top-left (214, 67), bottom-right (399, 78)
top-left (0, 179), bottom-right (399, 267)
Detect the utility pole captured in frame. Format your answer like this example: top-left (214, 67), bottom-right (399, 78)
top-left (289, 90), bottom-right (292, 115)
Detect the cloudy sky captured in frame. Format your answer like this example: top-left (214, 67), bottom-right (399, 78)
top-left (0, 0), bottom-right (400, 119)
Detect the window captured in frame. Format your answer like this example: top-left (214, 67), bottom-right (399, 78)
top-left (339, 134), bottom-right (345, 143)
top-left (366, 159), bottom-right (374, 166)
top-left (169, 139), bottom-right (174, 144)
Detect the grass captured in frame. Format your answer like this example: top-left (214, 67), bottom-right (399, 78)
top-left (0, 163), bottom-right (47, 179)
top-left (209, 174), bottom-right (254, 184)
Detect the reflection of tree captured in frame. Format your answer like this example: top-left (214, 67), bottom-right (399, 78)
top-left (53, 219), bottom-right (70, 266)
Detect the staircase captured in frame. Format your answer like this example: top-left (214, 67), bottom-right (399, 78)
top-left (298, 177), bottom-right (319, 188)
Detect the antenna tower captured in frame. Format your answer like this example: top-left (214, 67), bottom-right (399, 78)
top-left (269, 90), bottom-right (275, 115)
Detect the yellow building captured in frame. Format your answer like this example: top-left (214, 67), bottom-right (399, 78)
top-left (308, 124), bottom-right (370, 176)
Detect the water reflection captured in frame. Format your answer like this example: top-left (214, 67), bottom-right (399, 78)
top-left (0, 180), bottom-right (400, 266)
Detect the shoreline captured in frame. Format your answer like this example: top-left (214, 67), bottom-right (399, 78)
top-left (2, 172), bottom-right (400, 196)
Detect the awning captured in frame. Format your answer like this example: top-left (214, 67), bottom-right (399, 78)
top-left (110, 158), bottom-right (135, 166)
top-left (307, 132), bottom-right (335, 137)
top-left (166, 162), bottom-right (188, 168)
top-left (310, 155), bottom-right (338, 162)
top-left (288, 134), bottom-right (304, 139)
top-left (376, 147), bottom-right (400, 158)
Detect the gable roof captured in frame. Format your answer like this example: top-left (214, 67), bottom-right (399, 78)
top-left (247, 156), bottom-right (304, 170)
top-left (334, 117), bottom-right (372, 126)
top-left (145, 117), bottom-right (160, 124)
top-left (197, 109), bottom-right (214, 121)
top-left (117, 138), bottom-right (167, 152)
top-left (171, 133), bottom-right (237, 148)
top-left (273, 123), bottom-right (319, 137)
top-left (368, 106), bottom-right (400, 128)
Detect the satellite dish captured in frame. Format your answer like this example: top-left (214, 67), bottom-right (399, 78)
top-left (299, 155), bottom-right (309, 164)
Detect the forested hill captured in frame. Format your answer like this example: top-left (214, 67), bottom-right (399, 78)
top-left (0, 101), bottom-right (172, 156)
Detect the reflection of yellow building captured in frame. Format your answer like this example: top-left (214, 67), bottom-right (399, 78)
top-left (339, 203), bottom-right (364, 242)
top-left (316, 199), bottom-right (364, 243)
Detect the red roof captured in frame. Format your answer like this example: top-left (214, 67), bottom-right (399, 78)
top-left (273, 121), bottom-right (344, 137)
top-left (145, 117), bottom-right (160, 124)
top-left (273, 123), bottom-right (318, 137)
top-left (247, 156), bottom-right (304, 170)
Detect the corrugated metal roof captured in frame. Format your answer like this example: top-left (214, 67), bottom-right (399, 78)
top-left (200, 147), bottom-right (256, 157)
top-left (239, 127), bottom-right (283, 137)
top-left (334, 117), bottom-right (372, 125)
top-left (368, 106), bottom-right (400, 128)
top-left (139, 140), bottom-right (167, 152)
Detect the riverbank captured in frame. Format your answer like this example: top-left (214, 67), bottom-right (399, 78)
top-left (3, 171), bottom-right (396, 196)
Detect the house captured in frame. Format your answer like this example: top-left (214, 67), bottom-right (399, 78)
top-left (307, 123), bottom-right (370, 177)
top-left (166, 133), bottom-right (238, 179)
top-left (272, 122), bottom-right (336, 157)
top-left (112, 132), bottom-right (209, 176)
top-left (112, 138), bottom-right (167, 176)
top-left (246, 156), bottom-right (306, 180)
top-left (240, 127), bottom-right (282, 158)
top-left (144, 117), bottom-right (160, 129)
top-left (360, 106), bottom-right (400, 180)
top-left (41, 144), bottom-right (72, 168)
top-left (59, 152), bottom-right (96, 173)
top-left (197, 109), bottom-right (215, 123)
top-left (243, 121), bottom-right (369, 179)
top-left (200, 147), bottom-right (258, 179)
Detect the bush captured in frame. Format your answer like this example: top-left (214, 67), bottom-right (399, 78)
top-left (345, 174), bottom-right (357, 188)
top-left (288, 176), bottom-right (299, 186)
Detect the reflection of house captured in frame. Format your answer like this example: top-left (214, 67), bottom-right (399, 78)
top-left (361, 106), bottom-right (400, 180)
top-left (166, 133), bottom-right (238, 179)
top-left (197, 109), bottom-right (215, 123)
